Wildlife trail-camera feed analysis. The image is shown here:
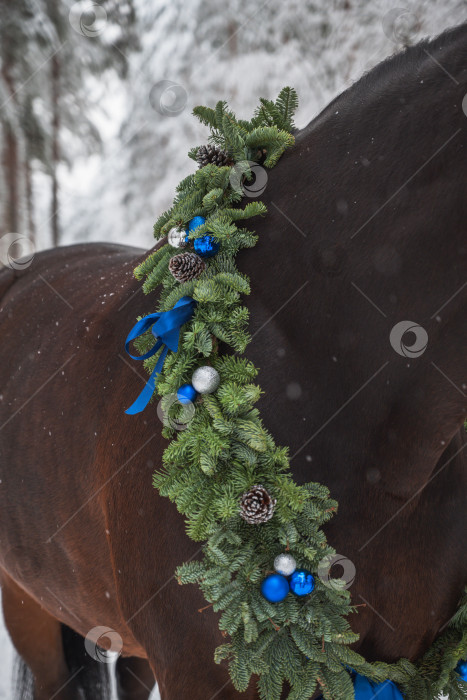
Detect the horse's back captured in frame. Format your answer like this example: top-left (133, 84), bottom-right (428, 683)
top-left (0, 241), bottom-right (144, 445)
top-left (0, 242), bottom-right (143, 307)
top-left (0, 241), bottom-right (151, 637)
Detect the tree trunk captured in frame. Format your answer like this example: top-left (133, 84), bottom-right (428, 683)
top-left (51, 54), bottom-right (60, 247)
top-left (4, 124), bottom-right (18, 233)
top-left (25, 155), bottom-right (35, 245)
top-left (1, 62), bottom-right (19, 235)
top-left (227, 19), bottom-right (238, 56)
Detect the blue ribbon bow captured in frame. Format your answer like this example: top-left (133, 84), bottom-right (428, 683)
top-left (124, 295), bottom-right (197, 415)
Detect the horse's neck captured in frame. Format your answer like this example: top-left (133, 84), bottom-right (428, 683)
top-left (238, 37), bottom-right (467, 504)
top-left (129, 25), bottom-right (467, 502)
top-left (234, 84), bottom-right (466, 656)
top-left (113, 27), bottom-right (467, 662)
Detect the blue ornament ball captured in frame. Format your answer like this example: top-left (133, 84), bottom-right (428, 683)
top-left (289, 569), bottom-right (315, 597)
top-left (176, 383), bottom-right (197, 405)
top-left (261, 574), bottom-right (289, 603)
top-left (187, 216), bottom-right (206, 233)
top-left (194, 234), bottom-right (220, 258)
top-left (456, 660), bottom-right (467, 681)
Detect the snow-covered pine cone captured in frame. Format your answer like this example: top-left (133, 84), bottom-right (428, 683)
top-left (240, 485), bottom-right (276, 524)
top-left (196, 144), bottom-right (233, 168)
top-left (168, 252), bottom-right (206, 283)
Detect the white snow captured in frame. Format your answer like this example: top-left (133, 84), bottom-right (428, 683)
top-left (0, 597), bottom-right (13, 700)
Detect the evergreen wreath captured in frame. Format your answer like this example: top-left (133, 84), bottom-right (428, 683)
top-left (127, 88), bottom-right (467, 700)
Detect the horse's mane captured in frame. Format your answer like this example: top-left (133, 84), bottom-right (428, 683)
top-left (299, 22), bottom-right (467, 139)
top-left (359, 22), bottom-right (467, 90)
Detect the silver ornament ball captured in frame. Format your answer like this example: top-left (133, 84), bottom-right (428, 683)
top-left (191, 366), bottom-right (220, 394)
top-left (274, 553), bottom-right (297, 577)
top-left (168, 227), bottom-right (187, 248)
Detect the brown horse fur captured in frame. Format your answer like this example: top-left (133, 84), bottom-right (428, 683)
top-left (0, 25), bottom-right (466, 700)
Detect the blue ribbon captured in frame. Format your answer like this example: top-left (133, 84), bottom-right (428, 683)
top-left (124, 295), bottom-right (196, 415)
top-left (316, 672), bottom-right (404, 700)
top-left (456, 660), bottom-right (467, 681)
top-left (353, 673), bottom-right (404, 699)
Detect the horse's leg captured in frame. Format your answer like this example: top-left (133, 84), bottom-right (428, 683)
top-left (115, 657), bottom-right (155, 700)
top-left (1, 571), bottom-right (80, 700)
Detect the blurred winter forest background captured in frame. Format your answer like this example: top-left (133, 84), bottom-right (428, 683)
top-left (1, 0), bottom-right (467, 260)
top-left (0, 0), bottom-right (466, 697)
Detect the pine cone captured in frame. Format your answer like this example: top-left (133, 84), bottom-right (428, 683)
top-left (196, 144), bottom-right (233, 168)
top-left (169, 252), bottom-right (206, 283)
top-left (240, 485), bottom-right (276, 524)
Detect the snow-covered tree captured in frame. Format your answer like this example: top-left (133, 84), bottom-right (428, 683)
top-left (0, 0), bottom-right (138, 246)
top-left (62, 0), bottom-right (467, 252)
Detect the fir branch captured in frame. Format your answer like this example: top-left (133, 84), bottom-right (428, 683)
top-left (275, 87), bottom-right (299, 131)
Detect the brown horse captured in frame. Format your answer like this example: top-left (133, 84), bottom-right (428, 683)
top-left (1, 24), bottom-right (466, 700)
